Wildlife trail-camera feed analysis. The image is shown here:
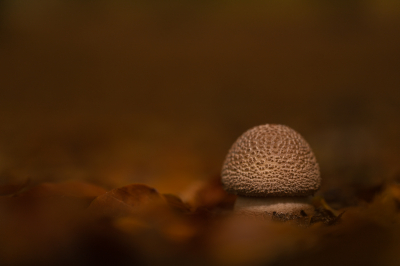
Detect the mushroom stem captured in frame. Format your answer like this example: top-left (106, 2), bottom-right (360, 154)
top-left (235, 196), bottom-right (315, 218)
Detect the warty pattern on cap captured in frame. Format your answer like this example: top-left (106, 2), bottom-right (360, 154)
top-left (221, 124), bottom-right (321, 197)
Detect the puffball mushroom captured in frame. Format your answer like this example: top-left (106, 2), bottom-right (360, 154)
top-left (221, 124), bottom-right (321, 220)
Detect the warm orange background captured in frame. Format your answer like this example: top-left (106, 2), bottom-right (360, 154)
top-left (1, 0), bottom-right (399, 196)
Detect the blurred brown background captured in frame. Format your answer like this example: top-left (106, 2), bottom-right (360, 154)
top-left (0, 0), bottom-right (399, 197)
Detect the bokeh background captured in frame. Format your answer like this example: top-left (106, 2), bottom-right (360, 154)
top-left (1, 0), bottom-right (400, 200)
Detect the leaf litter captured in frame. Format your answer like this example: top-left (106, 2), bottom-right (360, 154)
top-left (1, 176), bottom-right (400, 266)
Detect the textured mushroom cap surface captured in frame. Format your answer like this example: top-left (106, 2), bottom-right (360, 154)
top-left (221, 124), bottom-right (321, 197)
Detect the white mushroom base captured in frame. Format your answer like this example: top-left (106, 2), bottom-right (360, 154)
top-left (234, 196), bottom-right (314, 220)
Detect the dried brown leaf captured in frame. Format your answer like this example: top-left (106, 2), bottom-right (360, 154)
top-left (88, 184), bottom-right (165, 218)
top-left (311, 197), bottom-right (344, 225)
top-left (186, 176), bottom-right (236, 211)
top-left (310, 207), bottom-right (344, 225)
top-left (16, 181), bottom-right (107, 203)
top-left (162, 193), bottom-right (192, 213)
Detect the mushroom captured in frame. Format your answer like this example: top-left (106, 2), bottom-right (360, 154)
top-left (221, 124), bottom-right (321, 220)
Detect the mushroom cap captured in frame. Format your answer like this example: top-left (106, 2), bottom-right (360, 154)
top-left (221, 124), bottom-right (321, 197)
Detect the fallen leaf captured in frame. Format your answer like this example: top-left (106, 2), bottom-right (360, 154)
top-left (16, 181), bottom-right (107, 205)
top-left (87, 184), bottom-right (165, 218)
top-left (162, 193), bottom-right (192, 213)
top-left (184, 176), bottom-right (236, 211)
top-left (310, 197), bottom-right (344, 225)
top-left (310, 207), bottom-right (344, 226)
